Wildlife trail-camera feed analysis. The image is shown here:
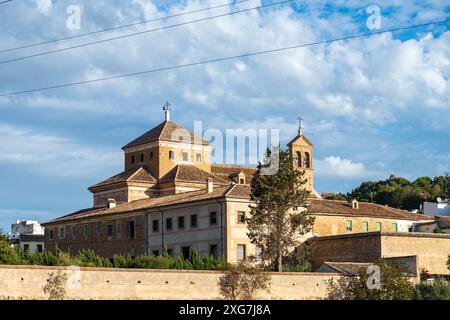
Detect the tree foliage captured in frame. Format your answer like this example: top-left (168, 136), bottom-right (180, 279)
top-left (218, 258), bottom-right (270, 300)
top-left (347, 173), bottom-right (450, 210)
top-left (327, 262), bottom-right (414, 300)
top-left (43, 271), bottom-right (67, 300)
top-left (0, 234), bottom-right (227, 270)
top-left (414, 278), bottom-right (450, 300)
top-left (247, 147), bottom-right (315, 272)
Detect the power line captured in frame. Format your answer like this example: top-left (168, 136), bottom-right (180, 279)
top-left (0, 0), bottom-right (253, 54)
top-left (0, 0), bottom-right (293, 64)
top-left (1, 17), bottom-right (449, 98)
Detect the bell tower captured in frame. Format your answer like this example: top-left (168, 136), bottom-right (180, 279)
top-left (287, 116), bottom-right (314, 193)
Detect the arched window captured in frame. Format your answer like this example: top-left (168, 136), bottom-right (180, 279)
top-left (296, 151), bottom-right (302, 167)
top-left (304, 152), bottom-right (311, 168)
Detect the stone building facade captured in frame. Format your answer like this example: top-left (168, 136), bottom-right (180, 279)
top-left (43, 109), bottom-right (436, 264)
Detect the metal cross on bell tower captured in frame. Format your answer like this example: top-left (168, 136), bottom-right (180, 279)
top-left (163, 102), bottom-right (171, 121)
top-left (296, 116), bottom-right (304, 136)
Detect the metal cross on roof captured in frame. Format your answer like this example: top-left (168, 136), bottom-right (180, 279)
top-left (163, 101), bottom-right (171, 111)
top-left (296, 116), bottom-right (304, 135)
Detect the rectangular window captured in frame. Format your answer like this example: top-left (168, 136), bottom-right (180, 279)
top-left (49, 230), bottom-right (53, 240)
top-left (182, 152), bottom-right (189, 161)
top-left (152, 219), bottom-right (159, 232)
top-left (239, 178), bottom-right (245, 184)
top-left (23, 244), bottom-right (29, 252)
top-left (71, 225), bottom-right (77, 240)
top-left (59, 227), bottom-right (65, 239)
top-left (376, 222), bottom-right (382, 232)
top-left (96, 222), bottom-right (101, 234)
top-left (182, 246), bottom-right (190, 259)
top-left (166, 218), bottom-right (172, 231)
top-left (362, 221), bottom-right (369, 232)
top-left (129, 221), bottom-right (135, 239)
top-left (83, 225), bottom-right (89, 239)
top-left (210, 212), bottom-right (217, 225)
top-left (196, 153), bottom-right (201, 162)
top-left (392, 223), bottom-right (398, 232)
top-left (150, 151), bottom-right (154, 159)
top-left (152, 250), bottom-right (160, 257)
top-left (166, 249), bottom-right (173, 257)
top-left (107, 224), bottom-right (113, 237)
top-left (169, 150), bottom-right (174, 160)
top-left (131, 155), bottom-right (135, 164)
top-left (37, 244), bottom-right (43, 253)
top-left (237, 244), bottom-right (246, 261)
top-left (346, 220), bottom-right (353, 232)
top-left (117, 223), bottom-right (123, 234)
top-left (178, 216), bottom-right (185, 229)
top-left (237, 211), bottom-right (246, 224)
top-left (210, 244), bottom-right (218, 258)
top-left (140, 153), bottom-right (144, 162)
top-left (190, 214), bottom-right (198, 228)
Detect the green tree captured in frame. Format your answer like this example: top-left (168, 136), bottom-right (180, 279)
top-left (414, 278), bottom-right (450, 300)
top-left (327, 262), bottom-right (414, 300)
top-left (218, 258), bottom-right (270, 300)
top-left (247, 147), bottom-right (315, 272)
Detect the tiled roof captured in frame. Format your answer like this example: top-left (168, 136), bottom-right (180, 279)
top-left (44, 185), bottom-right (235, 225)
top-left (320, 262), bottom-right (371, 276)
top-left (225, 184), bottom-right (253, 199)
top-left (211, 164), bottom-right (257, 183)
top-left (46, 185), bottom-right (432, 225)
top-left (159, 164), bottom-right (229, 184)
top-left (122, 120), bottom-right (210, 149)
top-left (89, 165), bottom-right (157, 190)
top-left (435, 216), bottom-right (450, 228)
top-left (308, 199), bottom-right (433, 221)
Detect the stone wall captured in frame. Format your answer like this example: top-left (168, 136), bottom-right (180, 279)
top-left (0, 266), bottom-right (340, 300)
top-left (311, 232), bottom-right (450, 275)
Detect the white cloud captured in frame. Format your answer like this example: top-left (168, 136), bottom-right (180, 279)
top-left (36, 0), bottom-right (52, 16)
top-left (315, 156), bottom-right (368, 179)
top-left (0, 124), bottom-right (122, 178)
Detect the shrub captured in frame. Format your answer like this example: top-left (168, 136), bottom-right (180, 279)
top-left (327, 261), bottom-right (414, 300)
top-left (172, 255), bottom-right (193, 270)
top-left (112, 254), bottom-right (134, 268)
top-left (133, 255), bottom-right (173, 269)
top-left (218, 258), bottom-right (270, 300)
top-left (414, 278), bottom-right (450, 300)
top-left (43, 271), bottom-right (67, 300)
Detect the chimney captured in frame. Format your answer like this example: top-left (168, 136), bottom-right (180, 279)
top-left (351, 199), bottom-right (359, 209)
top-left (206, 178), bottom-right (214, 193)
top-left (107, 198), bottom-right (117, 209)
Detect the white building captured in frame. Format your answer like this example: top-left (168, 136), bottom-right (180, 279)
top-left (10, 220), bottom-right (44, 238)
top-left (10, 220), bottom-right (45, 253)
top-left (422, 198), bottom-right (450, 216)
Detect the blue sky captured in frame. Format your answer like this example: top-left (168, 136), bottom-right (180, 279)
top-left (0, 0), bottom-right (449, 231)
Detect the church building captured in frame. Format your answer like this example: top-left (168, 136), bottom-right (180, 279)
top-left (43, 107), bottom-right (432, 262)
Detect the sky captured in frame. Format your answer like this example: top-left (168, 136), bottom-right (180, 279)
top-left (0, 0), bottom-right (449, 231)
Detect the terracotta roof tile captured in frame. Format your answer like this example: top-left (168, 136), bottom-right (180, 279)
top-left (211, 164), bottom-right (257, 183)
top-left (44, 185), bottom-right (234, 225)
top-left (320, 262), bottom-right (371, 276)
top-left (308, 199), bottom-right (433, 221)
top-left (88, 165), bottom-right (157, 190)
top-left (122, 121), bottom-right (210, 149)
top-left (159, 164), bottom-right (229, 184)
